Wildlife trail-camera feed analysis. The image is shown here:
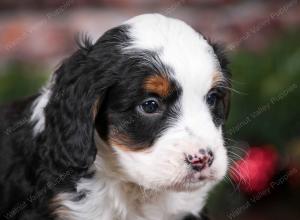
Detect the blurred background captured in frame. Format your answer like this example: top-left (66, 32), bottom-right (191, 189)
top-left (0, 0), bottom-right (299, 219)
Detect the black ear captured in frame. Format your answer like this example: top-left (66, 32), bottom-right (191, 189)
top-left (211, 42), bottom-right (231, 120)
top-left (35, 26), bottom-right (128, 170)
top-left (39, 40), bottom-right (113, 170)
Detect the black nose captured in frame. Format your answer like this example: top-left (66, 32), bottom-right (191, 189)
top-left (186, 149), bottom-right (214, 172)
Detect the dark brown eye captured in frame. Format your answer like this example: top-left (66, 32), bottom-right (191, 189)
top-left (206, 91), bottom-right (218, 107)
top-left (141, 99), bottom-right (159, 114)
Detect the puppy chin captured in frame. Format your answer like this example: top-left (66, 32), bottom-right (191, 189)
top-left (122, 165), bottom-right (226, 193)
top-left (167, 180), bottom-right (212, 192)
top-left (138, 176), bottom-right (218, 193)
top-left (168, 169), bottom-right (225, 192)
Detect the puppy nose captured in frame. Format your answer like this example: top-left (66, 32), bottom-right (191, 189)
top-left (186, 149), bottom-right (214, 172)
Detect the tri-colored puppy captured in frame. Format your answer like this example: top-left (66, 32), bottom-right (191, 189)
top-left (0, 14), bottom-right (231, 220)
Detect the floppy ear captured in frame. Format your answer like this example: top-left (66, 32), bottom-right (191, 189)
top-left (35, 26), bottom-right (128, 170)
top-left (39, 39), bottom-right (114, 170)
top-left (211, 42), bottom-right (231, 120)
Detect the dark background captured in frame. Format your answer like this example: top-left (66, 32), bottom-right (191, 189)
top-left (0, 1), bottom-right (299, 220)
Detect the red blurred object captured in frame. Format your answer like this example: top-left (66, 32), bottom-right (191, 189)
top-left (230, 146), bottom-right (279, 194)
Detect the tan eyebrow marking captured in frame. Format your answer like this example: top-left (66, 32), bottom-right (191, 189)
top-left (212, 72), bottom-right (225, 88)
top-left (144, 75), bottom-right (171, 97)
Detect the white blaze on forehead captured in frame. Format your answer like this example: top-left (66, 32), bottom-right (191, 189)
top-left (125, 13), bottom-right (220, 95)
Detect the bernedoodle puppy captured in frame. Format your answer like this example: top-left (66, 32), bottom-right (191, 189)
top-left (0, 14), bottom-right (231, 220)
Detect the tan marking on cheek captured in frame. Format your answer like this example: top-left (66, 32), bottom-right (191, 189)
top-left (212, 72), bottom-right (225, 88)
top-left (144, 75), bottom-right (171, 97)
top-left (109, 132), bottom-right (150, 153)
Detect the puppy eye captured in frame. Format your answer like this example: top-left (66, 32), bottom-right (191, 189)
top-left (206, 91), bottom-right (218, 107)
top-left (140, 99), bottom-right (159, 114)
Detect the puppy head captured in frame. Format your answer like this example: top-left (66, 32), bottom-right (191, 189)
top-left (93, 14), bottom-right (231, 191)
top-left (38, 14), bottom-right (230, 191)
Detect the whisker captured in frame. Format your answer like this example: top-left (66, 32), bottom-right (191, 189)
top-left (218, 85), bottom-right (247, 95)
top-left (228, 158), bottom-right (251, 190)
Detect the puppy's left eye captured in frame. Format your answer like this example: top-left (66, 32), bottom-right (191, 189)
top-left (140, 99), bottom-right (159, 114)
top-left (206, 91), bottom-right (219, 107)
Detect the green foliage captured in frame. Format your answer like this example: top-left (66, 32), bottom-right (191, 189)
top-left (227, 30), bottom-right (300, 149)
top-left (208, 30), bottom-right (300, 218)
top-left (0, 62), bottom-right (48, 104)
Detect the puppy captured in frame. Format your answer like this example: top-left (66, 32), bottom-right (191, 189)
top-left (0, 14), bottom-right (231, 220)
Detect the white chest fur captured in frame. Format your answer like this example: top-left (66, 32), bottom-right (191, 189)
top-left (54, 157), bottom-right (212, 220)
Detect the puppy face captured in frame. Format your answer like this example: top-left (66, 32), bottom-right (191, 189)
top-left (94, 14), bottom-right (230, 191)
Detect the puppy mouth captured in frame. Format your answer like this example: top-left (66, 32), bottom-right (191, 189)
top-left (165, 170), bottom-right (218, 192)
top-left (184, 170), bottom-right (217, 183)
